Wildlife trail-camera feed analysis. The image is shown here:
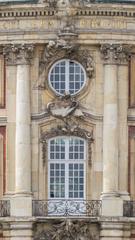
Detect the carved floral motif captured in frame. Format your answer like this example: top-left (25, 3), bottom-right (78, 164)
top-left (100, 44), bottom-right (132, 64)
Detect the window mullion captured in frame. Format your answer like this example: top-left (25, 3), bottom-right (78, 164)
top-left (65, 139), bottom-right (69, 199)
top-left (65, 60), bottom-right (69, 94)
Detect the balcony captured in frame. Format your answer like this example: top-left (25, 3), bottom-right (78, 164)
top-left (0, 200), bottom-right (10, 217)
top-left (32, 200), bottom-right (101, 217)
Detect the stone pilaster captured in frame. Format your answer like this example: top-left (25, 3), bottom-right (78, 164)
top-left (101, 44), bottom-right (120, 197)
top-left (4, 45), bottom-right (34, 220)
top-left (100, 44), bottom-right (131, 217)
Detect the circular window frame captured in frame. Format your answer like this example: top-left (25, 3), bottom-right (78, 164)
top-left (48, 59), bottom-right (87, 96)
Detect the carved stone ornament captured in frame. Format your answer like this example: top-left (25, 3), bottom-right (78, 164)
top-left (34, 221), bottom-right (99, 240)
top-left (40, 125), bottom-right (94, 166)
top-left (100, 44), bottom-right (132, 64)
top-left (38, 40), bottom-right (94, 88)
top-left (47, 94), bottom-right (83, 118)
top-left (38, 0), bottom-right (96, 8)
top-left (3, 44), bottom-right (34, 65)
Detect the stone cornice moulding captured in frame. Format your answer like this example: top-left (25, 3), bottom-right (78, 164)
top-left (0, 5), bottom-right (135, 19)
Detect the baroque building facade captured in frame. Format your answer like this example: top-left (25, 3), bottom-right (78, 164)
top-left (1, 0), bottom-right (135, 239)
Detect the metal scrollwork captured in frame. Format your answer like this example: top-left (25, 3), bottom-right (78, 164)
top-left (32, 199), bottom-right (101, 217)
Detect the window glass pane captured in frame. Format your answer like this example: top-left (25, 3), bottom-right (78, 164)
top-left (68, 163), bottom-right (84, 199)
top-left (50, 138), bottom-right (65, 160)
top-left (49, 60), bottom-right (85, 95)
top-left (49, 137), bottom-right (85, 200)
top-left (49, 163), bottom-right (65, 198)
top-left (69, 138), bottom-right (85, 160)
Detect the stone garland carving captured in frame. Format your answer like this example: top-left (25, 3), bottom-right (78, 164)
top-left (3, 44), bottom-right (34, 65)
top-left (100, 44), bottom-right (132, 64)
top-left (34, 220), bottom-right (99, 240)
top-left (38, 39), bottom-right (94, 88)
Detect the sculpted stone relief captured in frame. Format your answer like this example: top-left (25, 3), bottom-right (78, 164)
top-left (34, 221), bottom-right (99, 240)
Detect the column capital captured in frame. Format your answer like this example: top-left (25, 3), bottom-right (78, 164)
top-left (3, 44), bottom-right (34, 65)
top-left (100, 44), bottom-right (132, 65)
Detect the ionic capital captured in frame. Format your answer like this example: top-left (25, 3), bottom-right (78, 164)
top-left (3, 44), bottom-right (34, 65)
top-left (100, 44), bottom-right (132, 65)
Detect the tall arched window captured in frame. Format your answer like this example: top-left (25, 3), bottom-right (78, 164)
top-left (48, 137), bottom-right (86, 199)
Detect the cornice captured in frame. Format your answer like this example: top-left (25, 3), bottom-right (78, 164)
top-left (0, 5), bottom-right (135, 19)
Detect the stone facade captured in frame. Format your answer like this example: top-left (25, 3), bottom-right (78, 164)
top-left (0, 0), bottom-right (135, 239)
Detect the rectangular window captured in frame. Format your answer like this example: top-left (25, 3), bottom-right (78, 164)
top-left (48, 137), bottom-right (86, 200)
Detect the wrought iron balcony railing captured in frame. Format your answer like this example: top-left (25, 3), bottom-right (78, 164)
top-left (0, 200), bottom-right (10, 217)
top-left (32, 200), bottom-right (101, 217)
top-left (123, 201), bottom-right (135, 217)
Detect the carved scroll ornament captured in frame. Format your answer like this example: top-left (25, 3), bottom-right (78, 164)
top-left (47, 94), bottom-right (83, 119)
top-left (38, 39), bottom-right (94, 88)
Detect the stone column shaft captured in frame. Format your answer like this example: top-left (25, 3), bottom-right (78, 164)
top-left (15, 64), bottom-right (31, 194)
top-left (101, 44), bottom-right (131, 197)
top-left (103, 63), bottom-right (118, 193)
top-left (3, 44), bottom-right (34, 195)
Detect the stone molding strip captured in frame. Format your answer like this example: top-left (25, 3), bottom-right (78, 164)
top-left (0, 117), bottom-right (7, 123)
top-left (0, 8), bottom-right (134, 18)
top-left (77, 9), bottom-right (135, 17)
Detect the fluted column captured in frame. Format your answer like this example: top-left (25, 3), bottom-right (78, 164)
top-left (100, 44), bottom-right (130, 198)
top-left (15, 45), bottom-right (33, 195)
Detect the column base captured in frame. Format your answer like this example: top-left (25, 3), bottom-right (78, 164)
top-left (100, 222), bottom-right (131, 240)
top-left (3, 222), bottom-right (33, 240)
top-left (101, 192), bottom-right (123, 216)
top-left (11, 195), bottom-right (32, 217)
top-left (101, 191), bottom-right (120, 199)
